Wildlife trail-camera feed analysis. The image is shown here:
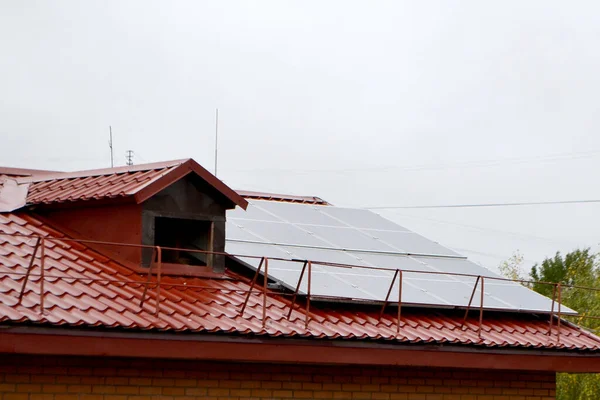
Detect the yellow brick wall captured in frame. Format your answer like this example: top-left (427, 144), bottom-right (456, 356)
top-left (0, 355), bottom-right (556, 400)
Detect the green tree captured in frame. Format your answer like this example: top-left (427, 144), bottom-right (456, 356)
top-left (498, 250), bottom-right (527, 282)
top-left (500, 249), bottom-right (600, 400)
top-left (530, 248), bottom-right (597, 298)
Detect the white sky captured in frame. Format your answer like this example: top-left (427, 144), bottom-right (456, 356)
top-left (2, 1), bottom-right (600, 274)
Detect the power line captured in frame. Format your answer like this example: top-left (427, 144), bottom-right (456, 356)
top-left (133, 151), bottom-right (148, 163)
top-left (365, 199), bottom-right (600, 210)
top-left (450, 247), bottom-right (531, 263)
top-left (221, 148), bottom-right (600, 175)
top-left (385, 212), bottom-right (579, 247)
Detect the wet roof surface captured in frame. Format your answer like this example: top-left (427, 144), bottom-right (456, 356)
top-left (0, 211), bottom-right (598, 351)
top-left (0, 159), bottom-right (247, 209)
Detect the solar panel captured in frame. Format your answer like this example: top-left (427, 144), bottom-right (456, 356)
top-left (319, 206), bottom-right (410, 231)
top-left (247, 200), bottom-right (346, 226)
top-left (369, 230), bottom-right (460, 257)
top-left (235, 220), bottom-right (329, 247)
top-left (304, 225), bottom-right (397, 252)
top-left (226, 200), bottom-right (575, 314)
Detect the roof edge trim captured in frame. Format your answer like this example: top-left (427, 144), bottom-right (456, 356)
top-left (16, 159), bottom-right (190, 184)
top-left (2, 328), bottom-right (600, 372)
top-left (237, 190), bottom-right (330, 205)
top-left (133, 159), bottom-right (248, 209)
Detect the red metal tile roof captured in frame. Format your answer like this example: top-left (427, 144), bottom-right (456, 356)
top-left (0, 211), bottom-right (599, 351)
top-left (23, 160), bottom-right (181, 205)
top-left (17, 159), bottom-right (247, 209)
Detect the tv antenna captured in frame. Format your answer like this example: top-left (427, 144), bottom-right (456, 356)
top-left (109, 126), bottom-right (114, 168)
top-left (126, 150), bottom-right (134, 166)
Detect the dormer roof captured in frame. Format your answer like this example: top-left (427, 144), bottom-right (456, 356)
top-left (0, 159), bottom-right (247, 211)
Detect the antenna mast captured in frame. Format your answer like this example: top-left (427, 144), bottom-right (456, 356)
top-left (214, 108), bottom-right (219, 177)
top-left (109, 126), bottom-right (114, 168)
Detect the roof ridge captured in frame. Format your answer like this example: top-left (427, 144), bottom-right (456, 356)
top-left (0, 167), bottom-right (60, 177)
top-left (15, 158), bottom-right (247, 209)
top-left (236, 190), bottom-right (330, 205)
top-left (17, 159), bottom-right (190, 184)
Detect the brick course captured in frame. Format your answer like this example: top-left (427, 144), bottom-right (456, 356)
top-left (0, 355), bottom-right (556, 400)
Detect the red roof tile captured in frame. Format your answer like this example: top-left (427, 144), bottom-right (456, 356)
top-left (16, 159), bottom-right (247, 209)
top-left (0, 212), bottom-right (599, 351)
top-left (24, 161), bottom-right (180, 205)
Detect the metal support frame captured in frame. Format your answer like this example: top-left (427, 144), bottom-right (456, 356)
top-left (305, 261), bottom-right (312, 329)
top-left (139, 246), bottom-right (163, 317)
top-left (140, 247), bottom-right (156, 308)
top-left (378, 269), bottom-right (404, 334)
top-left (397, 270), bottom-right (403, 334)
top-left (478, 276), bottom-right (484, 338)
top-left (18, 237), bottom-right (41, 305)
top-left (379, 270), bottom-right (399, 320)
top-left (239, 257), bottom-right (265, 316)
top-left (39, 238), bottom-right (45, 315)
top-left (154, 246), bottom-right (162, 317)
top-left (548, 284), bottom-right (557, 336)
top-left (461, 276), bottom-right (481, 329)
top-left (3, 231), bottom-right (599, 341)
top-left (557, 283), bottom-right (562, 343)
top-left (262, 257), bottom-right (269, 328)
top-left (287, 261), bottom-right (308, 319)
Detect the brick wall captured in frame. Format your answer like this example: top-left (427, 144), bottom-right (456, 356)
top-left (0, 355), bottom-right (556, 400)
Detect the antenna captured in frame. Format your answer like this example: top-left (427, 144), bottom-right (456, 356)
top-left (214, 108), bottom-right (219, 177)
top-left (126, 150), bottom-right (134, 166)
top-left (109, 126), bottom-right (114, 168)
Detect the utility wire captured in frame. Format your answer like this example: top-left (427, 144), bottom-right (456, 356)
top-left (132, 151), bottom-right (149, 163)
top-left (385, 212), bottom-right (579, 247)
top-left (450, 247), bottom-right (531, 263)
top-left (365, 199), bottom-right (600, 210)
top-left (222, 148), bottom-right (600, 175)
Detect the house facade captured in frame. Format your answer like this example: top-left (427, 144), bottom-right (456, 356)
top-left (0, 159), bottom-right (599, 400)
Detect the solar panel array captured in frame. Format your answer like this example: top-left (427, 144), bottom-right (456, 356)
top-left (226, 200), bottom-right (573, 314)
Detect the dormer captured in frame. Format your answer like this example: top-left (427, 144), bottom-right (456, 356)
top-left (139, 168), bottom-right (246, 272)
top-left (14, 159), bottom-right (247, 274)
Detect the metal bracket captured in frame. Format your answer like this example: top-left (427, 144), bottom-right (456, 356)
top-left (462, 276), bottom-right (483, 336)
top-left (239, 257), bottom-right (265, 316)
top-left (379, 270), bottom-right (399, 320)
top-left (305, 261), bottom-right (312, 329)
top-left (548, 283), bottom-right (557, 336)
top-left (18, 237), bottom-right (41, 305)
top-left (287, 261), bottom-right (308, 319)
top-left (140, 247), bottom-right (157, 308)
top-left (262, 257), bottom-right (269, 328)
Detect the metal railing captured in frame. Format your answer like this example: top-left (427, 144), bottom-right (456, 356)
top-left (1, 232), bottom-right (599, 343)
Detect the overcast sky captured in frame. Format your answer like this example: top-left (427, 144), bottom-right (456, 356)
top-left (2, 1), bottom-right (600, 274)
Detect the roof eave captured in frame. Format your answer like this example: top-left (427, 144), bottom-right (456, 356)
top-left (2, 327), bottom-right (600, 372)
